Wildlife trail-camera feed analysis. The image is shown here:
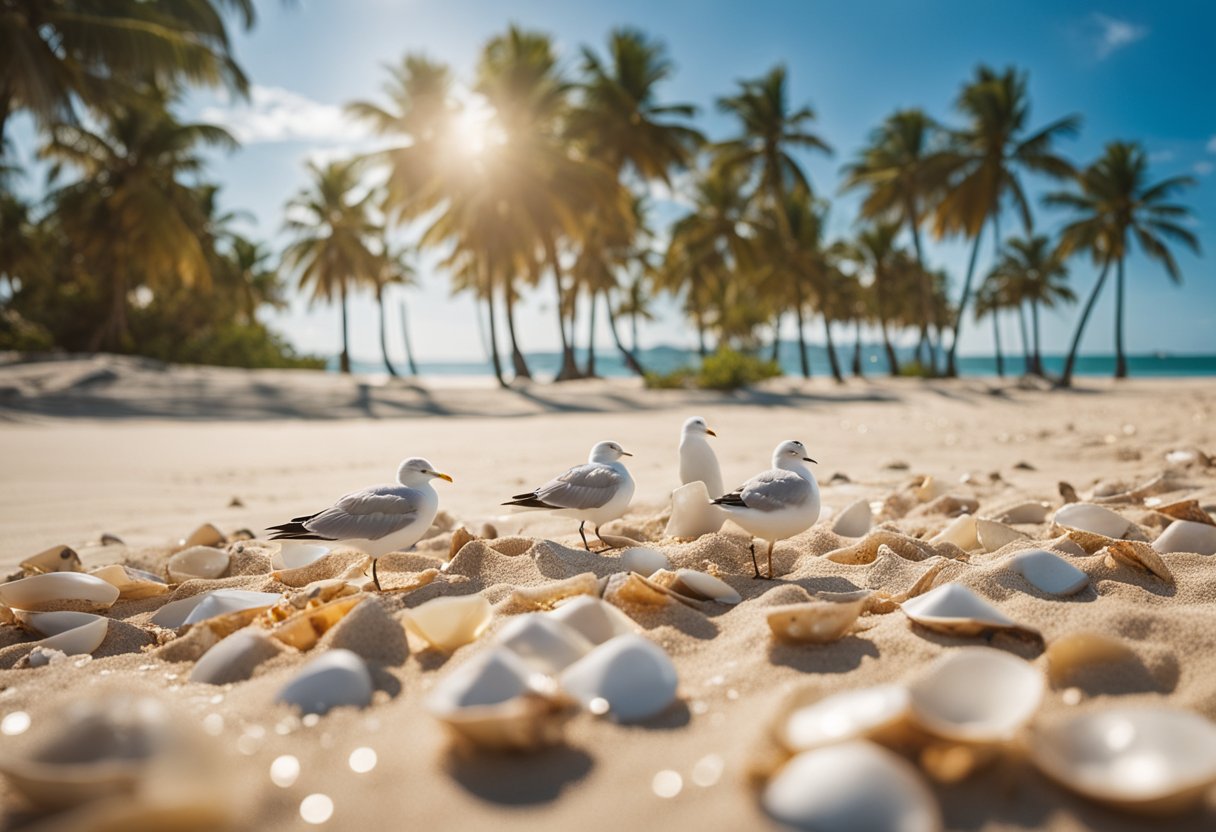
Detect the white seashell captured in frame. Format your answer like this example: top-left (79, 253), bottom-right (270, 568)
top-left (20, 545), bottom-right (82, 575)
top-left (1053, 503), bottom-right (1131, 539)
top-left (767, 598), bottom-right (866, 644)
top-left (1031, 707), bottom-right (1216, 814)
top-left (402, 594), bottom-right (492, 651)
top-left (150, 590), bottom-right (281, 630)
top-left (619, 547), bottom-right (669, 576)
top-left (1007, 549), bottom-right (1089, 596)
top-left (182, 522), bottom-right (225, 548)
top-left (670, 569), bottom-right (741, 604)
top-left (548, 596), bottom-right (637, 645)
top-left (89, 564), bottom-right (168, 600)
top-left (494, 614), bottom-right (594, 675)
top-left (900, 583), bottom-right (1026, 637)
top-left (663, 481), bottom-right (726, 538)
top-left (1152, 519), bottom-right (1216, 555)
top-left (831, 500), bottom-right (873, 538)
top-left (23, 611), bottom-right (108, 656)
top-left (975, 518), bottom-right (1027, 553)
top-left (781, 685), bottom-right (910, 751)
top-left (1164, 449), bottom-right (1199, 468)
top-left (929, 514), bottom-right (978, 550)
top-left (190, 628), bottom-right (281, 685)
top-left (915, 476), bottom-right (950, 502)
top-left (271, 541), bottom-right (331, 570)
top-left (997, 501), bottom-right (1051, 524)
top-left (0, 573), bottom-right (119, 613)
top-left (908, 647), bottom-right (1043, 742)
top-left (276, 649), bottom-right (373, 715)
top-left (763, 741), bottom-right (940, 832)
top-left (166, 545), bottom-right (230, 582)
top-left (558, 634), bottom-right (678, 722)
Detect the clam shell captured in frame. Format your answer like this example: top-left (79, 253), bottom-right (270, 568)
top-left (780, 685), bottom-right (911, 751)
top-left (664, 481), bottom-right (726, 538)
top-left (20, 545), bottom-right (82, 575)
top-left (975, 518), bottom-right (1026, 553)
top-left (507, 572), bottom-right (599, 611)
top-left (166, 545), bottom-right (230, 582)
top-left (402, 594), bottom-right (492, 651)
top-left (908, 647), bottom-right (1043, 743)
top-left (494, 613), bottom-right (594, 675)
top-left (1152, 519), bottom-right (1216, 555)
top-left (1030, 707), bottom-right (1216, 814)
top-left (559, 634), bottom-right (679, 722)
top-left (268, 594), bottom-right (365, 651)
top-left (1152, 499), bottom-right (1214, 526)
top-left (762, 741), bottom-right (941, 832)
top-left (22, 611), bottom-right (108, 656)
top-left (928, 514), bottom-right (978, 550)
top-left (996, 501), bottom-right (1050, 525)
top-left (0, 573), bottom-right (119, 612)
top-left (900, 583), bottom-right (1038, 639)
top-left (1045, 632), bottom-right (1137, 687)
top-left (276, 648), bottom-right (373, 715)
top-left (1102, 540), bottom-right (1174, 583)
top-left (190, 628), bottom-right (283, 685)
top-left (150, 590), bottom-right (281, 630)
top-left (1007, 549), bottom-right (1090, 596)
top-left (1053, 503), bottom-right (1132, 539)
top-left (270, 541), bottom-right (331, 570)
top-left (668, 568), bottom-right (741, 604)
top-left (915, 476), bottom-right (950, 502)
top-left (767, 598), bottom-right (866, 644)
top-left (182, 522), bottom-right (225, 548)
top-left (89, 564), bottom-right (168, 600)
top-left (618, 547), bottom-right (669, 576)
top-left (830, 500), bottom-right (873, 538)
top-left (548, 596), bottom-right (637, 645)
top-left (825, 531), bottom-right (942, 565)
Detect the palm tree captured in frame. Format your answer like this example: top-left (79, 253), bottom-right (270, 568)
top-left (845, 222), bottom-right (905, 375)
top-left (987, 235), bottom-right (1073, 375)
top-left (281, 159), bottom-right (378, 374)
top-left (935, 65), bottom-right (1080, 377)
top-left (370, 236), bottom-right (418, 377)
top-left (617, 273), bottom-right (656, 354)
top-left (1047, 142), bottom-right (1199, 384)
top-left (225, 236), bottom-right (284, 324)
top-left (973, 276), bottom-right (1007, 377)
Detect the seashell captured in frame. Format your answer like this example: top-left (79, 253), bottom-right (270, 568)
top-left (276, 648), bottom-right (373, 715)
top-left (664, 481), bottom-right (726, 538)
top-left (767, 597), bottom-right (867, 644)
top-left (229, 527), bottom-right (254, 540)
top-left (825, 531), bottom-right (942, 565)
top-left (20, 611), bottom-right (108, 656)
top-left (762, 741), bottom-right (941, 832)
top-left (190, 628), bottom-right (283, 685)
top-left (603, 571), bottom-right (701, 609)
top-left (1164, 448), bottom-right (1201, 467)
top-left (908, 647), bottom-right (1043, 743)
top-left (780, 685), bottom-right (911, 751)
top-left (1152, 519), bottom-right (1216, 555)
top-left (449, 526), bottom-right (475, 559)
top-left (1007, 549), bottom-right (1090, 596)
top-left (922, 494), bottom-right (979, 517)
top-left (89, 564), bottom-right (168, 600)
top-left (507, 572), bottom-right (600, 611)
top-left (1152, 499), bottom-right (1214, 526)
top-left (1030, 707), bottom-right (1216, 815)
top-left (619, 547), bottom-right (669, 576)
top-left (667, 568), bottom-right (741, 605)
top-left (0, 573), bottom-right (119, 613)
top-left (166, 545), bottom-right (230, 582)
top-left (99, 532), bottom-right (124, 545)
top-left (402, 594), bottom-right (492, 651)
top-left (559, 634), bottom-right (679, 722)
top-left (182, 522), bottom-right (225, 548)
top-left (268, 594), bottom-right (365, 651)
top-left (270, 541), bottom-right (331, 570)
top-left (548, 596), bottom-right (637, 645)
top-left (493, 613), bottom-right (594, 674)
top-left (1091, 473), bottom-right (1174, 505)
top-left (150, 589), bottom-right (281, 630)
top-left (426, 647), bottom-right (571, 751)
top-left (900, 583), bottom-right (1039, 640)
top-left (480, 522), bottom-right (498, 539)
top-left (915, 476), bottom-right (950, 502)
top-left (1053, 503), bottom-right (1132, 539)
top-left (1102, 540), bottom-right (1174, 583)
top-left (273, 550), bottom-right (370, 587)
top-left (20, 545), bottom-right (82, 575)
top-left (975, 518), bottom-right (1026, 553)
top-left (928, 514), bottom-right (978, 551)
top-left (996, 501), bottom-right (1050, 525)
top-left (830, 499), bottom-right (873, 538)
top-left (1045, 632), bottom-right (1137, 687)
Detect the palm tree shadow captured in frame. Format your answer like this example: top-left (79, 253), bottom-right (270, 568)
top-left (443, 745), bottom-right (594, 805)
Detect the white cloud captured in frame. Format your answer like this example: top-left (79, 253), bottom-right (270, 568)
top-left (1194, 160), bottom-right (1214, 176)
top-left (1091, 14), bottom-right (1148, 59)
top-left (200, 85), bottom-right (371, 144)
top-left (1148, 149), bottom-right (1175, 164)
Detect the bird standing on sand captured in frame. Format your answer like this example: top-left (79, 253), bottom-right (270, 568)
top-left (267, 457), bottom-right (452, 557)
top-left (678, 416), bottom-right (724, 498)
top-left (712, 440), bottom-right (820, 579)
top-left (502, 440), bottom-right (636, 552)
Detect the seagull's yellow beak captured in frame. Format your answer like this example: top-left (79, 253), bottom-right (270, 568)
top-left (705, 427), bottom-right (718, 437)
top-left (434, 472), bottom-right (454, 483)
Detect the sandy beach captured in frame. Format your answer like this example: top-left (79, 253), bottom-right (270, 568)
top-left (1, 357), bottom-right (1215, 830)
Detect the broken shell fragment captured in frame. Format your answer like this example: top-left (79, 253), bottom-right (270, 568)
top-left (448, 526), bottom-right (475, 559)
top-left (780, 685), bottom-right (911, 751)
top-left (276, 648), bottom-right (373, 715)
top-left (190, 628), bottom-right (284, 685)
top-left (1053, 503), bottom-right (1132, 539)
top-left (559, 634), bottom-right (679, 723)
top-left (900, 583), bottom-right (1038, 640)
top-left (21, 611), bottom-right (108, 656)
top-left (1102, 540), bottom-right (1174, 583)
top-left (271, 542), bottom-right (331, 570)
top-left (182, 523), bottom-right (225, 548)
top-left (20, 545), bottom-right (82, 575)
top-left (1045, 632), bottom-right (1137, 687)
top-left (830, 500), bottom-right (873, 538)
top-left (548, 596), bottom-right (637, 645)
top-left (767, 597), bottom-right (867, 644)
top-left (402, 594), bottom-right (492, 651)
top-left (619, 547), bottom-right (669, 576)
top-left (664, 481), bottom-right (726, 538)
top-left (507, 572), bottom-right (600, 611)
top-left (975, 518), bottom-right (1027, 553)
top-left (0, 573), bottom-right (120, 613)
top-left (668, 568), bottom-right (741, 605)
top-left (825, 531), bottom-right (942, 565)
top-left (1152, 519), bottom-right (1216, 555)
top-left (762, 741), bottom-right (940, 832)
top-left (268, 594), bottom-right (365, 651)
top-left (166, 546), bottom-right (230, 582)
top-left (150, 590), bottom-right (281, 630)
top-left (908, 647), bottom-right (1043, 743)
top-left (89, 564), bottom-right (169, 600)
top-left (1153, 499), bottom-right (1214, 526)
top-left (603, 571), bottom-right (700, 609)
top-left (928, 515), bottom-right (978, 551)
top-left (494, 613), bottom-right (594, 675)
top-left (1007, 549), bottom-right (1090, 596)
top-left (996, 501), bottom-right (1050, 525)
top-left (1030, 707), bottom-right (1216, 815)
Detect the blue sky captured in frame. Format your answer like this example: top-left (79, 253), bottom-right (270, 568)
top-left (12, 0), bottom-right (1215, 363)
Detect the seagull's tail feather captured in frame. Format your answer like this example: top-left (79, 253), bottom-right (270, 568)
top-left (711, 492), bottom-right (748, 508)
top-left (266, 520), bottom-right (332, 542)
top-left (502, 493), bottom-right (555, 509)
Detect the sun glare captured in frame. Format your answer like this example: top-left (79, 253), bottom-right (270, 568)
top-left (453, 94), bottom-right (506, 157)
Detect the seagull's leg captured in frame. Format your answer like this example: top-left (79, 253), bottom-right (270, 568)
top-left (750, 540), bottom-right (762, 579)
top-left (592, 524), bottom-right (615, 553)
top-left (371, 557), bottom-right (382, 592)
top-left (766, 541), bottom-right (775, 580)
top-left (579, 521), bottom-right (592, 552)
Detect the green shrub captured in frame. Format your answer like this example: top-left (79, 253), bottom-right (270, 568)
top-left (897, 360), bottom-right (934, 378)
top-left (643, 348), bottom-right (782, 391)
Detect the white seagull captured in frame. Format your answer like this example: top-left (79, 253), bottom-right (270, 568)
top-left (678, 416), bottom-right (724, 498)
top-left (268, 457), bottom-right (452, 559)
top-left (712, 440), bottom-right (821, 579)
top-left (503, 440), bottom-right (636, 551)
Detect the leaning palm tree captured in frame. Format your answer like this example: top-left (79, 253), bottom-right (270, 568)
top-left (1047, 142), bottom-right (1199, 384)
top-left (934, 65), bottom-right (1081, 377)
top-left (281, 159), bottom-right (379, 374)
top-left (987, 234), bottom-right (1073, 375)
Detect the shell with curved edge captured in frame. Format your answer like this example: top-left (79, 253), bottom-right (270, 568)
top-left (1152, 499), bottom-right (1215, 526)
top-left (21, 611), bottom-right (108, 656)
top-left (619, 547), bottom-right (669, 576)
top-left (89, 564), bottom-right (168, 600)
top-left (664, 481), bottom-right (726, 538)
top-left (1053, 503), bottom-right (1132, 539)
top-left (900, 583), bottom-right (1038, 639)
top-left (1152, 519), bottom-right (1216, 555)
top-left (1102, 540), bottom-right (1174, 583)
top-left (929, 514), bottom-right (978, 550)
top-left (0, 573), bottom-right (120, 613)
top-left (493, 613), bottom-right (594, 675)
top-left (763, 740), bottom-right (941, 832)
top-left (976, 518), bottom-right (1027, 553)
top-left (267, 594), bottom-right (365, 651)
top-left (150, 590), bottom-right (281, 630)
top-left (182, 522), bottom-right (225, 549)
top-left (1007, 549), bottom-right (1090, 596)
top-left (767, 597), bottom-right (867, 644)
top-left (426, 647), bottom-right (571, 751)
top-left (166, 546), bottom-right (230, 582)
top-left (270, 541), bottom-right (331, 570)
top-left (507, 572), bottom-right (599, 611)
top-left (780, 685), bottom-right (911, 751)
top-left (548, 596), bottom-right (637, 645)
top-left (831, 500), bottom-right (873, 538)
top-left (402, 594), bottom-right (492, 651)
top-left (1044, 631), bottom-right (1137, 687)
top-left (190, 628), bottom-right (283, 685)
top-left (908, 647), bottom-right (1043, 743)
top-left (276, 648), bottom-right (373, 715)
top-left (825, 531), bottom-right (943, 565)
top-left (996, 501), bottom-right (1050, 525)
top-left (20, 545), bottom-right (82, 575)
top-left (1030, 707), bottom-right (1216, 815)
top-left (558, 634), bottom-right (679, 722)
top-left (668, 568), bottom-right (741, 605)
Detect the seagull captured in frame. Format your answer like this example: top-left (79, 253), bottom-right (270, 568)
top-left (712, 440), bottom-right (821, 579)
top-left (679, 416), bottom-right (724, 498)
top-left (502, 440), bottom-right (636, 552)
top-left (267, 458), bottom-right (452, 559)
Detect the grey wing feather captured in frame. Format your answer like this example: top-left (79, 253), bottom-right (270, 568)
top-left (738, 470), bottom-right (810, 513)
top-left (534, 463), bottom-right (622, 510)
top-left (304, 485), bottom-right (423, 541)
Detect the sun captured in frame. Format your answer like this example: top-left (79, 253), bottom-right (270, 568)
top-left (452, 94), bottom-right (506, 157)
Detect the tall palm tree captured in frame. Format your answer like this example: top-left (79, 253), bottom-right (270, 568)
top-left (370, 235), bottom-right (418, 378)
top-left (281, 159), bottom-right (378, 374)
top-left (973, 275), bottom-right (1007, 377)
top-left (617, 273), bottom-right (656, 354)
top-left (987, 234), bottom-right (1073, 375)
top-left (934, 65), bottom-right (1080, 376)
top-left (226, 236), bottom-right (284, 324)
top-left (1047, 142), bottom-right (1199, 384)
top-left (845, 222), bottom-right (905, 376)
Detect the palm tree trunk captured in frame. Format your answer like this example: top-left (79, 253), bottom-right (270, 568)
top-left (1031, 301), bottom-right (1042, 377)
top-left (769, 315), bottom-right (781, 363)
top-left (338, 280), bottom-right (351, 374)
top-left (630, 309), bottom-right (640, 353)
top-left (543, 232), bottom-right (581, 381)
top-left (90, 272), bottom-right (129, 353)
top-left (503, 284), bottom-right (531, 380)
top-left (485, 295), bottom-right (507, 389)
top-left (852, 318), bottom-right (864, 377)
top-left (605, 292), bottom-right (645, 375)
top-left (823, 316), bottom-right (844, 382)
top-left (1016, 303), bottom-right (1032, 376)
top-left (399, 299), bottom-right (419, 375)
top-left (793, 301), bottom-right (810, 379)
top-left (376, 285), bottom-right (398, 377)
top-left (946, 223), bottom-right (986, 377)
top-left (991, 311), bottom-right (1005, 377)
top-left (1114, 256), bottom-right (1128, 379)
top-left (1060, 260), bottom-right (1112, 388)
top-left (906, 198), bottom-right (935, 376)
top-left (584, 291), bottom-right (598, 377)
top-left (694, 307), bottom-right (707, 358)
